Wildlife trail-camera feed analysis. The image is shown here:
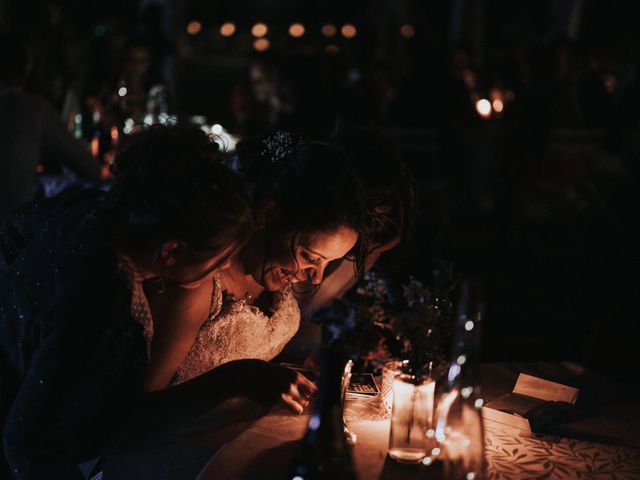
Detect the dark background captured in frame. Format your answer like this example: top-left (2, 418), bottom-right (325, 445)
top-left (2, 0), bottom-right (639, 382)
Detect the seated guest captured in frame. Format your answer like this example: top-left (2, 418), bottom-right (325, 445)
top-left (143, 132), bottom-right (369, 388)
top-left (0, 125), bottom-right (315, 480)
top-left (0, 33), bottom-right (101, 222)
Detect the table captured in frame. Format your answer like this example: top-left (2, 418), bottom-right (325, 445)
top-left (102, 363), bottom-right (640, 479)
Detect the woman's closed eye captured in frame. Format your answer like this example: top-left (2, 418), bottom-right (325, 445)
top-left (300, 250), bottom-right (318, 265)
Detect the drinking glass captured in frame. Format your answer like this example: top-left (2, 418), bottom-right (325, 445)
top-left (388, 373), bottom-right (435, 463)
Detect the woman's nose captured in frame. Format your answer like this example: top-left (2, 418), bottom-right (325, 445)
top-left (306, 266), bottom-right (325, 285)
top-left (293, 268), bottom-right (308, 283)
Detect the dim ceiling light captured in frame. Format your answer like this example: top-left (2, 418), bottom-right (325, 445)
top-left (341, 23), bottom-right (357, 38)
top-left (251, 23), bottom-right (268, 37)
top-left (289, 23), bottom-right (305, 37)
top-left (186, 21), bottom-right (202, 35)
top-left (400, 24), bottom-right (415, 38)
top-left (492, 98), bottom-right (504, 113)
top-left (253, 38), bottom-right (270, 51)
top-left (475, 98), bottom-right (491, 118)
top-left (321, 24), bottom-right (337, 37)
top-left (220, 22), bottom-right (236, 37)
top-left (325, 44), bottom-right (339, 54)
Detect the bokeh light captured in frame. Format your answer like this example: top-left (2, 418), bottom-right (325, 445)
top-left (220, 22), bottom-right (236, 37)
top-left (253, 38), bottom-right (270, 51)
top-left (400, 24), bottom-right (415, 38)
top-left (186, 21), bottom-right (202, 35)
top-left (251, 23), bottom-right (268, 37)
top-left (321, 24), bottom-right (337, 37)
top-left (289, 23), bottom-right (305, 37)
top-left (341, 23), bottom-right (357, 38)
top-left (475, 98), bottom-right (492, 118)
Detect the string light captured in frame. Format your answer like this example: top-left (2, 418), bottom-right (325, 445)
top-left (475, 98), bottom-right (492, 119)
top-left (321, 24), bottom-right (337, 37)
top-left (341, 24), bottom-right (357, 38)
top-left (220, 22), bottom-right (236, 37)
top-left (289, 23), bottom-right (305, 37)
top-left (251, 23), bottom-right (268, 37)
top-left (325, 44), bottom-right (339, 54)
top-left (186, 21), bottom-right (202, 35)
top-left (400, 24), bottom-right (415, 38)
top-left (253, 38), bottom-right (270, 52)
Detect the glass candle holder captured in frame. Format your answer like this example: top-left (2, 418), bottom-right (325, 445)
top-left (379, 360), bottom-right (403, 419)
top-left (388, 374), bottom-right (435, 463)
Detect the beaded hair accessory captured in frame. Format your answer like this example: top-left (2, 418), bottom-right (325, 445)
top-left (229, 130), bottom-right (306, 177)
top-left (260, 131), bottom-right (305, 165)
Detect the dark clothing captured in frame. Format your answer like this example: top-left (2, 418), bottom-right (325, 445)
top-left (0, 85), bottom-right (101, 221)
top-left (0, 190), bottom-right (147, 479)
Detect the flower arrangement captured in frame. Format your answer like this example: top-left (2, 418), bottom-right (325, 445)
top-left (314, 266), bottom-right (457, 376)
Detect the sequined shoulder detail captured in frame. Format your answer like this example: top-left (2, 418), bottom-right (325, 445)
top-left (173, 284), bottom-right (300, 384)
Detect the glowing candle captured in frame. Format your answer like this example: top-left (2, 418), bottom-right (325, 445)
top-left (388, 374), bottom-right (435, 463)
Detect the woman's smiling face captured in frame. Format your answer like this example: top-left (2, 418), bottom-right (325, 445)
top-left (256, 225), bottom-right (359, 291)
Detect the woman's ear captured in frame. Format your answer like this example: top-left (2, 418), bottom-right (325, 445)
top-left (159, 240), bottom-right (185, 267)
top-left (255, 199), bottom-right (278, 229)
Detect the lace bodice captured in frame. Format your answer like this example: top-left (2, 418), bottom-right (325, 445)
top-left (173, 277), bottom-right (300, 384)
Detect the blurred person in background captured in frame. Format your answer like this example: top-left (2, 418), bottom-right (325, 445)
top-left (0, 33), bottom-right (101, 222)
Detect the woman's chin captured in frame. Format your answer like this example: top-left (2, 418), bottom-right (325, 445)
top-left (266, 269), bottom-right (292, 290)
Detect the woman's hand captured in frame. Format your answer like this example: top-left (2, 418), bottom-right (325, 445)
top-left (230, 359), bottom-right (317, 414)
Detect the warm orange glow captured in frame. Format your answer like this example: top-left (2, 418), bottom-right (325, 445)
top-left (475, 98), bottom-right (492, 119)
top-left (36, 164), bottom-right (44, 174)
top-left (325, 44), bottom-right (339, 54)
top-left (253, 38), bottom-right (270, 52)
top-left (400, 24), bottom-right (415, 38)
top-left (110, 126), bottom-right (119, 143)
top-left (91, 136), bottom-right (100, 158)
top-left (186, 21), bottom-right (202, 35)
top-left (492, 98), bottom-right (504, 113)
top-left (251, 23), bottom-right (268, 37)
top-left (220, 22), bottom-right (236, 37)
top-left (341, 24), bottom-right (357, 38)
top-left (321, 24), bottom-right (337, 37)
top-left (289, 23), bottom-right (305, 37)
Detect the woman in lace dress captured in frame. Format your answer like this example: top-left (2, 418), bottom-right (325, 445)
top-left (0, 125), bottom-right (315, 479)
top-left (146, 133), bottom-right (369, 391)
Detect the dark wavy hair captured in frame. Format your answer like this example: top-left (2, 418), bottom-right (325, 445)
top-left (329, 126), bottom-right (417, 251)
top-left (231, 132), bottom-right (369, 288)
top-left (103, 124), bottom-right (253, 256)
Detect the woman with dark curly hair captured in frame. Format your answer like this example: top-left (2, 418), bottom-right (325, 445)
top-left (286, 126), bottom-right (417, 359)
top-left (0, 125), bottom-right (316, 479)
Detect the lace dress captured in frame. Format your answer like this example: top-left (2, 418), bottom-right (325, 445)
top-left (173, 277), bottom-right (300, 384)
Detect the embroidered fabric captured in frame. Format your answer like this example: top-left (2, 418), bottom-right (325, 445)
top-left (118, 258), bottom-right (153, 358)
top-left (173, 277), bottom-right (301, 384)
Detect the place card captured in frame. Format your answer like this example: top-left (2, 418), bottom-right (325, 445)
top-left (481, 373), bottom-right (580, 432)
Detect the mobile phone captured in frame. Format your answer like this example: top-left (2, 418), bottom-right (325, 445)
top-left (347, 373), bottom-right (380, 397)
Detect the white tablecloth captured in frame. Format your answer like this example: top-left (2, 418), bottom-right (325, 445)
top-left (102, 362), bottom-right (640, 479)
